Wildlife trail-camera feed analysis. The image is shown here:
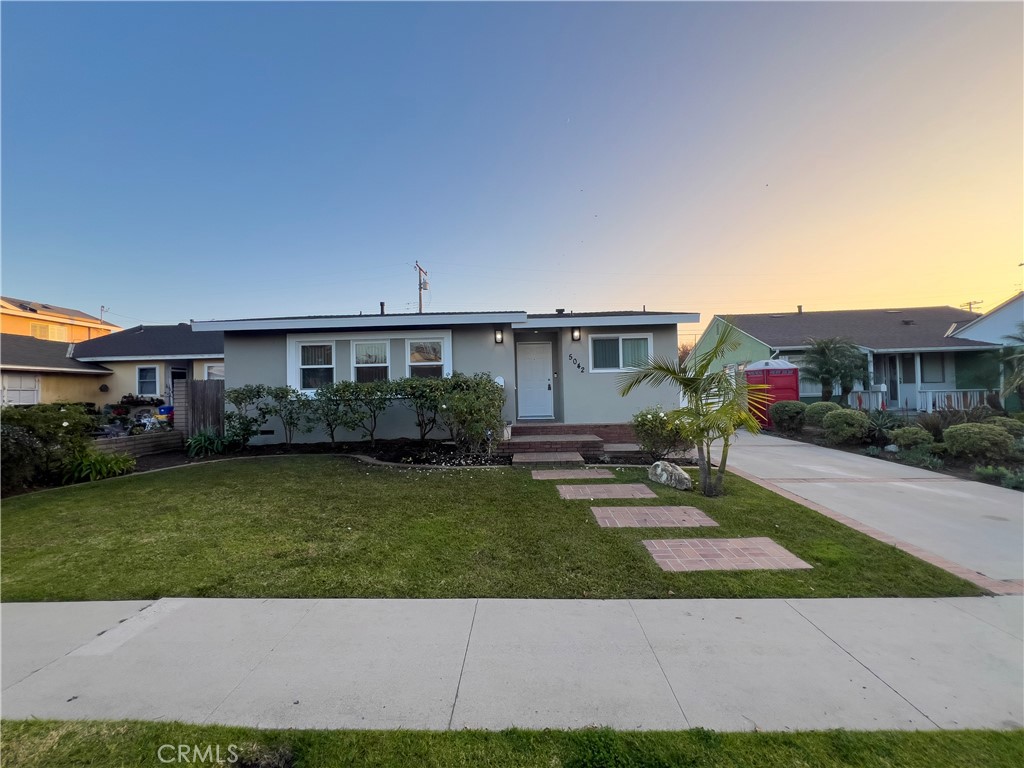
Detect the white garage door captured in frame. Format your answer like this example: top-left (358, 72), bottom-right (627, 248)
top-left (2, 373), bottom-right (40, 405)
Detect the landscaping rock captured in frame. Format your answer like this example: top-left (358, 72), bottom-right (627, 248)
top-left (884, 444), bottom-right (899, 453)
top-left (648, 461), bottom-right (693, 491)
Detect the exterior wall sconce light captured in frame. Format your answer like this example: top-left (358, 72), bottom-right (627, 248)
top-left (494, 328), bottom-right (504, 344)
top-left (571, 327), bottom-right (581, 341)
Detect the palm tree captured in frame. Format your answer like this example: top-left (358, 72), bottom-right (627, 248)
top-left (1001, 322), bottom-right (1024, 403)
top-left (618, 324), bottom-right (769, 497)
top-left (799, 338), bottom-right (869, 403)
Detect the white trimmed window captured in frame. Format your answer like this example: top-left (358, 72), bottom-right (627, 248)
top-left (299, 344), bottom-right (334, 390)
top-left (589, 334), bottom-right (652, 372)
top-left (407, 339), bottom-right (444, 378)
top-left (137, 366), bottom-right (158, 396)
top-left (205, 363), bottom-right (225, 380)
top-left (353, 341), bottom-right (389, 383)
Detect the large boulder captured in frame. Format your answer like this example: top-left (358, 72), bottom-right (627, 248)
top-left (648, 461), bottom-right (693, 491)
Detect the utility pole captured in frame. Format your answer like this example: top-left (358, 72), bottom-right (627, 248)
top-left (960, 300), bottom-right (983, 313)
top-left (415, 261), bottom-right (429, 313)
top-left (100, 306), bottom-right (109, 322)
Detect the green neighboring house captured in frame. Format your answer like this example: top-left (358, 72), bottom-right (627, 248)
top-left (692, 304), bottom-right (1013, 412)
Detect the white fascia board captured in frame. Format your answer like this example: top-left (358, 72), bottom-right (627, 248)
top-left (74, 354), bottom-right (224, 362)
top-left (515, 313), bottom-right (699, 329)
top-left (0, 365), bottom-right (112, 375)
top-left (193, 313), bottom-right (528, 332)
top-left (871, 345), bottom-right (998, 353)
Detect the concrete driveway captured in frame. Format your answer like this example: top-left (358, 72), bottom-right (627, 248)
top-left (2, 597), bottom-right (1021, 731)
top-left (720, 433), bottom-right (1024, 587)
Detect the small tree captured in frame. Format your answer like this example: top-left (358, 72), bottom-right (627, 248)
top-left (399, 376), bottom-right (447, 440)
top-left (438, 372), bottom-right (506, 455)
top-left (311, 382), bottom-right (360, 448)
top-left (344, 379), bottom-right (398, 446)
top-left (264, 386), bottom-right (313, 448)
top-left (800, 338), bottom-right (869, 403)
top-left (224, 384), bottom-right (269, 448)
top-left (618, 324), bottom-right (769, 497)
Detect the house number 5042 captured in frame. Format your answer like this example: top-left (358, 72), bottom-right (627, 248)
top-left (568, 354), bottom-right (585, 373)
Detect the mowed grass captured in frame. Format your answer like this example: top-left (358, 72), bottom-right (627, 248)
top-left (0, 456), bottom-right (983, 601)
top-left (2, 720), bottom-right (1022, 768)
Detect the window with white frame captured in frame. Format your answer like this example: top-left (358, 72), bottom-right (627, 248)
top-left (353, 341), bottom-right (389, 382)
top-left (137, 366), bottom-right (158, 396)
top-left (299, 344), bottom-right (334, 389)
top-left (921, 352), bottom-right (945, 383)
top-left (408, 339), bottom-right (444, 378)
top-left (589, 334), bottom-right (651, 371)
top-left (205, 363), bottom-right (225, 380)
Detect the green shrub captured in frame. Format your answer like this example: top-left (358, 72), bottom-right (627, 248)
top-left (631, 407), bottom-right (694, 461)
top-left (1011, 412), bottom-right (1024, 424)
top-left (986, 416), bottom-right (1024, 439)
top-left (62, 449), bottom-right (136, 483)
top-left (1, 423), bottom-right (42, 495)
top-left (398, 376), bottom-right (447, 440)
top-left (915, 412), bottom-right (945, 442)
top-left (863, 445), bottom-right (882, 458)
top-left (822, 409), bottom-right (870, 444)
top-left (895, 447), bottom-right (944, 471)
top-left (974, 465), bottom-right (1024, 491)
top-left (768, 400), bottom-right (807, 435)
top-left (224, 384), bottom-right (270, 447)
top-left (891, 426), bottom-right (934, 450)
top-left (186, 430), bottom-right (228, 458)
top-left (264, 385), bottom-right (313, 447)
top-left (805, 401), bottom-right (842, 427)
top-left (439, 373), bottom-right (506, 454)
top-left (1, 403), bottom-right (96, 491)
top-left (865, 409), bottom-right (902, 446)
top-left (943, 423), bottom-right (1016, 464)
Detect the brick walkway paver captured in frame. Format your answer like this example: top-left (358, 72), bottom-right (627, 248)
top-left (591, 506), bottom-right (718, 528)
top-left (644, 537), bottom-right (812, 572)
top-left (557, 484), bottom-right (656, 500)
top-left (532, 469), bottom-right (615, 480)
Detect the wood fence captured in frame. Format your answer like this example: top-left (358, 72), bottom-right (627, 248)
top-left (94, 431), bottom-right (183, 457)
top-left (173, 380), bottom-right (225, 438)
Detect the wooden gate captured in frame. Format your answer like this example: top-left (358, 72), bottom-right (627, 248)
top-left (173, 380), bottom-right (225, 437)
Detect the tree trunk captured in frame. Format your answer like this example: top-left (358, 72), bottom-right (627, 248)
top-left (695, 442), bottom-right (713, 495)
top-left (708, 437), bottom-right (730, 497)
top-left (820, 380), bottom-right (834, 403)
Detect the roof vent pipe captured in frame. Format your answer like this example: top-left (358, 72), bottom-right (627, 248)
top-left (797, 305), bottom-right (803, 314)
top-left (555, 308), bottom-right (565, 314)
top-left (380, 301), bottom-right (385, 316)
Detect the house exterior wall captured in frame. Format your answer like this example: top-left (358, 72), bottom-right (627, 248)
top-left (0, 312), bottom-right (116, 342)
top-left (952, 294), bottom-right (1023, 345)
top-left (561, 325), bottom-right (680, 423)
top-left (691, 317), bottom-right (772, 372)
top-left (0, 371), bottom-right (109, 405)
top-left (452, 325), bottom-right (517, 423)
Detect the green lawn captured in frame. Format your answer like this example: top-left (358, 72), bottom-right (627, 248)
top-left (2, 720), bottom-right (1021, 768)
top-left (0, 456), bottom-right (983, 601)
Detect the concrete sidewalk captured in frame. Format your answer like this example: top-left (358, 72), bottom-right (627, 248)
top-left (718, 433), bottom-right (1024, 589)
top-left (2, 597), bottom-right (1021, 731)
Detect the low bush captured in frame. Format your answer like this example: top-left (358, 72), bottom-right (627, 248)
top-left (62, 449), bottom-right (136, 484)
top-left (986, 416), bottom-right (1024, 440)
top-left (974, 465), bottom-right (1024, 491)
top-left (822, 408), bottom-right (870, 445)
top-left (865, 409), bottom-right (902, 446)
top-left (439, 372), bottom-right (506, 454)
top-left (943, 423), bottom-right (1016, 464)
top-left (1, 403), bottom-right (96, 493)
top-left (805, 401), bottom-right (842, 427)
top-left (224, 384), bottom-right (270, 447)
top-left (768, 400), bottom-right (807, 435)
top-left (264, 385), bottom-right (313, 447)
top-left (891, 426), bottom-right (934, 450)
top-left (915, 412), bottom-right (945, 442)
top-left (631, 407), bottom-right (694, 461)
top-left (398, 376), bottom-right (447, 440)
top-left (186, 430), bottom-right (228, 458)
top-left (895, 447), bottom-right (944, 471)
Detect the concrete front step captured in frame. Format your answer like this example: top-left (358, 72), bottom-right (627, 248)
top-left (512, 422), bottom-right (636, 442)
top-left (500, 434), bottom-right (604, 457)
top-left (511, 451), bottom-right (586, 468)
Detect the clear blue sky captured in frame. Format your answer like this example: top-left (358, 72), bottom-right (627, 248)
top-left (3, 2), bottom-right (1021, 338)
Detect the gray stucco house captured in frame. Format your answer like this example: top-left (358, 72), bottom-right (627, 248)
top-left (193, 307), bottom-right (697, 443)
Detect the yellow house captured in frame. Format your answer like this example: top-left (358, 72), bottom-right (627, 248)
top-left (71, 324), bottom-right (224, 408)
top-left (1, 296), bottom-right (120, 342)
top-left (0, 334), bottom-right (112, 405)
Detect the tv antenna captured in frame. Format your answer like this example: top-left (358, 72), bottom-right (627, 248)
top-left (415, 261), bottom-right (429, 314)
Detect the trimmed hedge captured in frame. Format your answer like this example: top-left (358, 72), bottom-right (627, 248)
top-left (891, 426), bottom-right (934, 450)
top-left (768, 400), bottom-right (807, 435)
top-left (805, 401), bottom-right (842, 427)
top-left (822, 408), bottom-right (870, 445)
top-left (986, 416), bottom-right (1024, 440)
top-left (943, 423), bottom-right (1016, 464)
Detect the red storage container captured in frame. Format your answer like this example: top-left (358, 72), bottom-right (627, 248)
top-left (744, 360), bottom-right (800, 428)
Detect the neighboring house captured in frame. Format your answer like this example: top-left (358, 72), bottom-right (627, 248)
top-left (692, 305), bottom-right (1007, 412)
top-left (948, 292), bottom-right (1024, 346)
top-left (193, 307), bottom-right (698, 443)
top-left (1, 296), bottom-right (120, 342)
top-left (0, 333), bottom-right (111, 405)
top-left (72, 324), bottom-right (225, 407)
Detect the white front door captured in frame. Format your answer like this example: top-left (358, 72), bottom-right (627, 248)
top-left (517, 342), bottom-right (553, 418)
